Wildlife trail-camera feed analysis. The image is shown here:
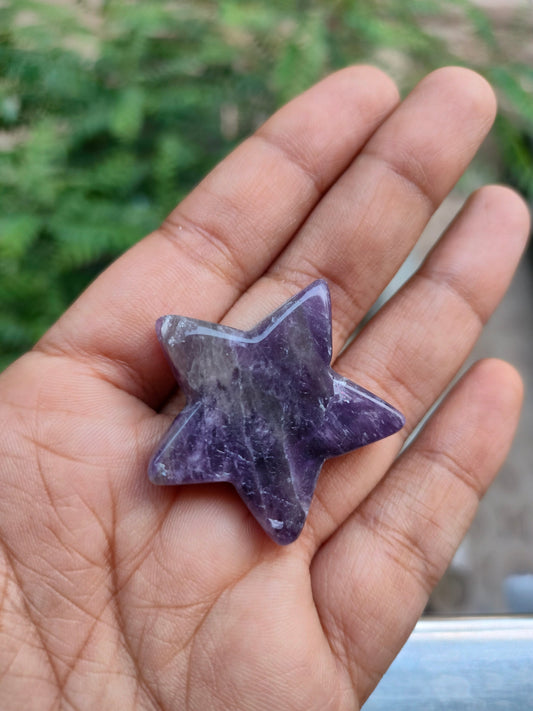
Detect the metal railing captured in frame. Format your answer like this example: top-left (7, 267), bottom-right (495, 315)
top-left (365, 616), bottom-right (533, 710)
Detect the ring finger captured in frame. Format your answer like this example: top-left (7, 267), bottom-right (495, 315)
top-left (304, 184), bottom-right (529, 550)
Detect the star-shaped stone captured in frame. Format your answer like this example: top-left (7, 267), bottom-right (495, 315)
top-left (148, 280), bottom-right (404, 544)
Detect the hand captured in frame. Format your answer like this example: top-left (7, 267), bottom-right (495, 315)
top-left (0, 66), bottom-right (529, 711)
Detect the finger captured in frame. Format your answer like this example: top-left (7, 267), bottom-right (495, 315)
top-left (302, 184), bottom-right (529, 549)
top-left (312, 359), bottom-right (523, 705)
top-left (223, 67), bottom-right (496, 355)
top-left (36, 67), bottom-right (399, 407)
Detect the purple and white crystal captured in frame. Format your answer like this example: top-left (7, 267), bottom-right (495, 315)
top-left (148, 280), bottom-right (404, 544)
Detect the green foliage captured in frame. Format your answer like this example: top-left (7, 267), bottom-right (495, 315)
top-left (0, 0), bottom-right (531, 369)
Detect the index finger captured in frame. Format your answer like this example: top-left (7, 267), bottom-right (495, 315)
top-left (36, 67), bottom-right (399, 407)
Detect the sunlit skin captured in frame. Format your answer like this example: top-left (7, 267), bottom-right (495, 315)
top-left (0, 66), bottom-right (529, 710)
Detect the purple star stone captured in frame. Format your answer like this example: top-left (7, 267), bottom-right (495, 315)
top-left (148, 280), bottom-right (404, 545)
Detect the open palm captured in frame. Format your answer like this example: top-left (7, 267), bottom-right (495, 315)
top-left (0, 66), bottom-right (529, 710)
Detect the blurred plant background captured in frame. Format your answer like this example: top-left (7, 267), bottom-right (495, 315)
top-left (1, 0), bottom-right (532, 371)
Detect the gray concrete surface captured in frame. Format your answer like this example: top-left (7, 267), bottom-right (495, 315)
top-left (447, 256), bottom-right (533, 614)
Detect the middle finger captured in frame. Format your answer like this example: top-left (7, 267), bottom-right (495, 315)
top-left (225, 67), bottom-right (496, 355)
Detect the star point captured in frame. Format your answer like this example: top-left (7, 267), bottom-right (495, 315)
top-left (149, 281), bottom-right (404, 544)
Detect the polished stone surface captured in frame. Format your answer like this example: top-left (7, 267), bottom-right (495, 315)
top-left (148, 280), bottom-right (404, 544)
